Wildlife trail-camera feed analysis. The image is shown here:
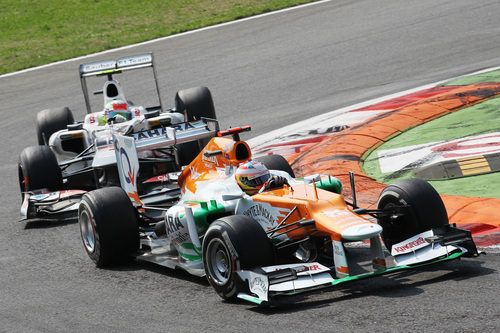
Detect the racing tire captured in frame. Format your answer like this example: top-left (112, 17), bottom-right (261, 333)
top-left (175, 87), bottom-right (217, 166)
top-left (36, 107), bottom-right (74, 145)
top-left (175, 86), bottom-right (216, 121)
top-left (202, 215), bottom-right (274, 300)
top-left (377, 178), bottom-right (448, 251)
top-left (78, 187), bottom-right (139, 267)
top-left (18, 145), bottom-right (63, 193)
top-left (255, 154), bottom-right (295, 178)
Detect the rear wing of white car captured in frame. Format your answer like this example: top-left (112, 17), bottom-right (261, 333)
top-left (79, 53), bottom-right (163, 114)
top-left (94, 118), bottom-right (219, 167)
top-left (133, 119), bottom-right (219, 152)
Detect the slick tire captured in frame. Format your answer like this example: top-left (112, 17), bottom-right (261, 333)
top-left (203, 215), bottom-right (274, 300)
top-left (175, 87), bottom-right (217, 166)
top-left (255, 154), bottom-right (295, 178)
top-left (175, 86), bottom-right (216, 121)
top-left (377, 178), bottom-right (448, 251)
top-left (36, 107), bottom-right (74, 145)
top-left (18, 145), bottom-right (63, 193)
top-left (79, 187), bottom-right (139, 267)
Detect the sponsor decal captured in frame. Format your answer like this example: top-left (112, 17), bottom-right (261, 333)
top-left (320, 209), bottom-right (364, 229)
top-left (143, 174), bottom-right (169, 183)
top-left (119, 147), bottom-right (135, 186)
top-left (320, 209), bottom-right (352, 219)
top-left (332, 239), bottom-right (349, 276)
top-left (172, 233), bottom-right (190, 244)
top-left (133, 122), bottom-right (195, 140)
top-left (113, 102), bottom-right (127, 111)
top-left (32, 193), bottom-right (51, 201)
top-left (59, 190), bottom-right (86, 199)
top-left (134, 128), bottom-right (166, 140)
top-left (333, 241), bottom-right (344, 257)
top-left (242, 204), bottom-right (276, 227)
top-left (392, 237), bottom-right (427, 254)
top-left (117, 54), bottom-right (152, 68)
top-left (292, 264), bottom-right (323, 273)
top-left (165, 213), bottom-right (184, 236)
top-left (250, 276), bottom-right (268, 295)
top-left (262, 263), bottom-right (329, 274)
top-left (391, 230), bottom-right (433, 256)
top-left (114, 134), bottom-right (143, 210)
top-left (81, 60), bottom-right (116, 73)
top-left (237, 201), bottom-right (291, 234)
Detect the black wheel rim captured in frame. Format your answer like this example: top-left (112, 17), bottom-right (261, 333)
top-left (206, 238), bottom-right (232, 286)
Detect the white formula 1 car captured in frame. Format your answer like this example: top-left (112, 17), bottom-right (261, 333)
top-left (18, 53), bottom-right (217, 221)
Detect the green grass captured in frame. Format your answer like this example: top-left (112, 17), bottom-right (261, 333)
top-left (0, 0), bottom-right (316, 75)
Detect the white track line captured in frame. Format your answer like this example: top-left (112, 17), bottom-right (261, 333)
top-left (0, 0), bottom-right (332, 79)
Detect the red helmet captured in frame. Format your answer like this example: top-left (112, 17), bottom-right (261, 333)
top-left (235, 161), bottom-right (270, 195)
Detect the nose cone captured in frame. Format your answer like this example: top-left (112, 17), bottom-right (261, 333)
top-left (341, 223), bottom-right (382, 241)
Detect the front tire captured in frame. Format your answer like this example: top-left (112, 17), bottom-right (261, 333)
top-left (202, 215), bottom-right (274, 300)
top-left (377, 178), bottom-right (448, 251)
top-left (79, 187), bottom-right (139, 267)
top-left (18, 145), bottom-right (63, 192)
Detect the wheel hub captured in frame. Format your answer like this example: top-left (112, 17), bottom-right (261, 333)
top-left (80, 211), bottom-right (96, 253)
top-left (207, 239), bottom-right (231, 285)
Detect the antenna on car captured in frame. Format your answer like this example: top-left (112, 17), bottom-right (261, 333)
top-left (349, 171), bottom-right (358, 208)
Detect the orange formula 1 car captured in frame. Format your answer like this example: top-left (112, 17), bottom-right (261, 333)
top-left (78, 125), bottom-right (479, 305)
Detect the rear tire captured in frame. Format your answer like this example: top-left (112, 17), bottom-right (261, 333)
top-left (377, 178), bottom-right (448, 251)
top-left (36, 107), bottom-right (74, 145)
top-left (79, 187), bottom-right (139, 267)
top-left (18, 145), bottom-right (63, 192)
top-left (175, 87), bottom-right (217, 166)
top-left (203, 215), bottom-right (274, 300)
top-left (255, 154), bottom-right (295, 178)
top-left (175, 86), bottom-right (216, 121)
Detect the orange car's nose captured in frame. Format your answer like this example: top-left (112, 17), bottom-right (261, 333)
top-left (312, 207), bottom-right (382, 241)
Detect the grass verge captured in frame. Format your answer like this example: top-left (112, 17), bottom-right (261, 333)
top-left (0, 0), bottom-right (316, 75)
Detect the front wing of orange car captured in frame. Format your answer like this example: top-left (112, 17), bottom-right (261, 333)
top-left (235, 225), bottom-right (479, 305)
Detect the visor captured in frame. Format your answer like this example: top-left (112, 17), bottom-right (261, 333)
top-left (240, 173), bottom-right (271, 187)
top-left (109, 111), bottom-right (132, 120)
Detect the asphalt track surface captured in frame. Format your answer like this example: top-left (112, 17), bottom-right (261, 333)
top-left (1, 0), bottom-right (499, 331)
